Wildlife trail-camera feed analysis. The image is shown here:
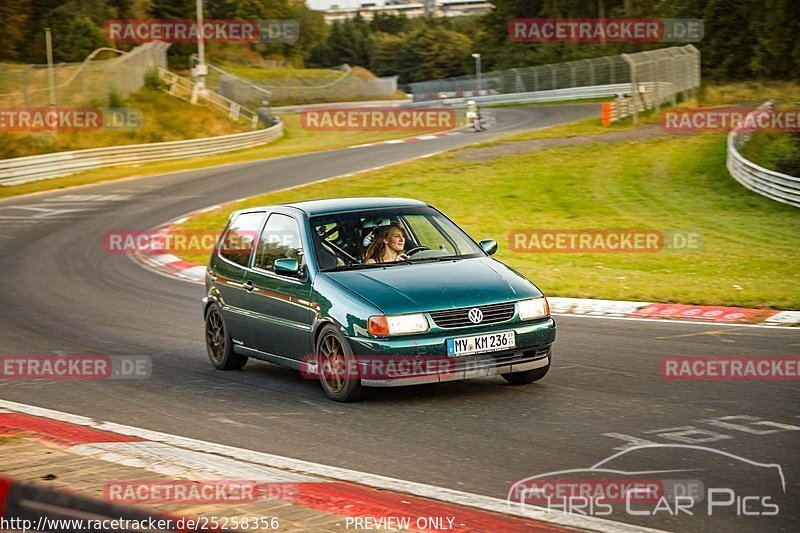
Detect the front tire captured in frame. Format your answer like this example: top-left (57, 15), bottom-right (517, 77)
top-left (501, 352), bottom-right (550, 385)
top-left (205, 303), bottom-right (248, 370)
top-left (315, 325), bottom-right (362, 402)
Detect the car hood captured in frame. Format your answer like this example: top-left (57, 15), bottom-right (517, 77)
top-left (324, 257), bottom-right (542, 315)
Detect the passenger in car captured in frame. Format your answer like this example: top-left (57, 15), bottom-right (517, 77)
top-left (363, 224), bottom-right (409, 263)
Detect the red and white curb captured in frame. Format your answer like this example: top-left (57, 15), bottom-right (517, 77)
top-left (134, 230), bottom-right (800, 328)
top-left (0, 400), bottom-right (665, 533)
top-left (549, 298), bottom-right (800, 327)
top-left (133, 198), bottom-right (245, 283)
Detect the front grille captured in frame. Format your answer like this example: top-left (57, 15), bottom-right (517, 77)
top-left (429, 302), bottom-right (515, 329)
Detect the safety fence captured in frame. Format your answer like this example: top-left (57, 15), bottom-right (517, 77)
top-left (727, 101), bottom-right (800, 208)
top-left (158, 68), bottom-right (261, 128)
top-left (408, 45), bottom-right (700, 115)
top-left (0, 42), bottom-right (169, 107)
top-left (0, 119), bottom-right (283, 186)
top-left (194, 58), bottom-right (399, 107)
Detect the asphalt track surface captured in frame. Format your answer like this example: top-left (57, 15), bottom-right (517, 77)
top-left (1, 104), bottom-right (798, 532)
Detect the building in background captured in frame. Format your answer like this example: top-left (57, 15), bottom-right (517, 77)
top-left (322, 0), bottom-right (492, 23)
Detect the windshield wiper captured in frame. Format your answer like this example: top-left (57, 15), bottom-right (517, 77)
top-left (320, 261), bottom-right (407, 272)
top-left (406, 255), bottom-right (465, 263)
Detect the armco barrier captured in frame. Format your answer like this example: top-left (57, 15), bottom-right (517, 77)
top-left (450, 83), bottom-right (633, 106)
top-left (425, 82), bottom-right (673, 109)
top-left (727, 100), bottom-right (800, 208)
top-left (0, 119), bottom-right (283, 186)
top-left (0, 476), bottom-right (213, 531)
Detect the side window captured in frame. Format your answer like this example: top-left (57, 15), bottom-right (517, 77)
top-left (254, 214), bottom-right (304, 272)
top-left (218, 212), bottom-right (264, 267)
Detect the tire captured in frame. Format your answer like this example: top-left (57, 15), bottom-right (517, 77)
top-left (315, 325), bottom-right (362, 402)
top-left (501, 352), bottom-right (550, 385)
top-left (205, 303), bottom-right (248, 370)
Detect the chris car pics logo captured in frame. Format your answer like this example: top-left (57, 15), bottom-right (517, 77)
top-left (508, 444), bottom-right (785, 518)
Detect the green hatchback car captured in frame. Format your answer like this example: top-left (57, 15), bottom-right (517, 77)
top-left (204, 197), bottom-right (555, 401)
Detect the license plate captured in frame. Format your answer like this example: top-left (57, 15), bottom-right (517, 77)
top-left (446, 331), bottom-right (515, 356)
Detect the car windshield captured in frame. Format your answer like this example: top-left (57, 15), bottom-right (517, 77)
top-left (310, 206), bottom-right (485, 271)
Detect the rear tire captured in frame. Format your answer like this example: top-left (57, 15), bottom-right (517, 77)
top-left (315, 325), bottom-right (362, 402)
top-left (501, 352), bottom-right (550, 385)
top-left (205, 303), bottom-right (248, 370)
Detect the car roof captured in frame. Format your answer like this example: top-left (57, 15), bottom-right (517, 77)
top-left (234, 197), bottom-right (429, 218)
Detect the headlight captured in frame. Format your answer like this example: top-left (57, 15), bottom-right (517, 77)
top-left (368, 313), bottom-right (429, 336)
top-left (518, 297), bottom-right (550, 320)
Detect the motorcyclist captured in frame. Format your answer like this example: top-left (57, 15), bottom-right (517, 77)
top-left (465, 100), bottom-right (480, 125)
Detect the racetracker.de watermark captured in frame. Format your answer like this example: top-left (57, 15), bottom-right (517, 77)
top-left (0, 108), bottom-right (142, 131)
top-left (103, 229), bottom-right (268, 255)
top-left (662, 108), bottom-right (800, 132)
top-left (104, 481), bottom-right (298, 504)
top-left (661, 357), bottom-right (800, 380)
top-left (509, 18), bottom-right (703, 43)
top-left (103, 19), bottom-right (298, 44)
top-left (509, 230), bottom-right (703, 253)
top-left (301, 355), bottom-right (461, 381)
top-left (300, 108), bottom-right (455, 131)
top-left (0, 355), bottom-right (151, 379)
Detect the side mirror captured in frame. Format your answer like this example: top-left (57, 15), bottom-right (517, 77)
top-left (274, 258), bottom-right (300, 277)
top-left (479, 239), bottom-right (498, 256)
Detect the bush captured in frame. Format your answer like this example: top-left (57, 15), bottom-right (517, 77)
top-left (144, 69), bottom-right (166, 91)
top-left (107, 89), bottom-right (125, 108)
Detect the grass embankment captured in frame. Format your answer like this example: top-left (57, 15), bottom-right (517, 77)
top-left (0, 87), bottom-right (250, 160)
top-left (740, 131), bottom-right (800, 175)
top-left (176, 112), bottom-right (800, 309)
top-left (219, 64), bottom-right (377, 83)
top-left (214, 64), bottom-right (407, 105)
top-left (731, 84), bottom-right (800, 175)
top-left (0, 113), bottom-right (453, 200)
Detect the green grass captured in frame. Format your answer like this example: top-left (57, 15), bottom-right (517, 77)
top-left (740, 131), bottom-right (800, 172)
top-left (176, 129), bottom-right (800, 310)
top-left (0, 113), bottom-right (453, 199)
top-left (699, 81), bottom-right (800, 106)
top-left (0, 87), bottom-right (249, 159)
top-left (219, 64), bottom-right (378, 83)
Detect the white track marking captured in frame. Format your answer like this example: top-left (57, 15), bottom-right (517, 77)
top-left (0, 399), bottom-right (669, 533)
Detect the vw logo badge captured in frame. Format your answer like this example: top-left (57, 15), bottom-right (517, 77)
top-left (468, 308), bottom-right (483, 324)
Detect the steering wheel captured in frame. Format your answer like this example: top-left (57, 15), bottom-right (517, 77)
top-left (405, 245), bottom-right (431, 256)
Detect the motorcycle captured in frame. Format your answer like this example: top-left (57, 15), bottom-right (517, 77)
top-left (467, 111), bottom-right (486, 132)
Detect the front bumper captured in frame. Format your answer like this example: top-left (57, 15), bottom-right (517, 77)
top-left (347, 317), bottom-right (555, 387)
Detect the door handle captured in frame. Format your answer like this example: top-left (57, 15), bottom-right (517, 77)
top-left (242, 280), bottom-right (254, 292)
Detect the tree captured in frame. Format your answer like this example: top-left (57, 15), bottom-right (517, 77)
top-left (60, 17), bottom-right (107, 62)
top-left (0, 0), bottom-right (30, 62)
top-left (370, 33), bottom-right (405, 77)
top-left (147, 0), bottom-right (195, 18)
top-left (397, 25), bottom-right (472, 83)
top-left (370, 13), bottom-right (410, 35)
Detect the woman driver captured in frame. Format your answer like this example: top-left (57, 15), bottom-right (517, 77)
top-left (363, 224), bottom-right (409, 263)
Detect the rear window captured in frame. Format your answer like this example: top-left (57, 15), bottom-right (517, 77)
top-left (218, 212), bottom-right (264, 267)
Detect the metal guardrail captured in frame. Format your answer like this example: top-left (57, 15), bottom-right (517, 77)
top-left (727, 100), bottom-right (800, 208)
top-left (0, 119), bottom-right (283, 186)
top-left (425, 83), bottom-right (673, 108)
